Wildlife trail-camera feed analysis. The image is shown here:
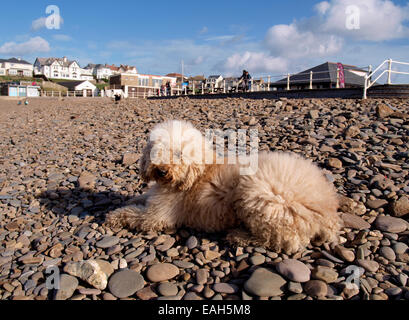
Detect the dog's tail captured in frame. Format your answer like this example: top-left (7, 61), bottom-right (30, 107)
top-left (234, 152), bottom-right (341, 254)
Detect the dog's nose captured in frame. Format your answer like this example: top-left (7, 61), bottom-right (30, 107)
top-left (157, 169), bottom-right (168, 178)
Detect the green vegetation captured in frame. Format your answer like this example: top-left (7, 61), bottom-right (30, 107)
top-left (0, 76), bottom-right (42, 83)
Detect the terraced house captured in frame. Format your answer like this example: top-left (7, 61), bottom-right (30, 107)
top-left (0, 58), bottom-right (33, 77)
top-left (34, 57), bottom-right (93, 81)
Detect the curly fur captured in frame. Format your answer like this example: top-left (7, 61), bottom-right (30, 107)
top-left (106, 120), bottom-right (341, 254)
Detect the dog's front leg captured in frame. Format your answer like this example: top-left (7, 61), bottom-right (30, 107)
top-left (105, 205), bottom-right (172, 233)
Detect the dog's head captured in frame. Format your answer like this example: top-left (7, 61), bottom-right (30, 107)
top-left (140, 120), bottom-right (213, 191)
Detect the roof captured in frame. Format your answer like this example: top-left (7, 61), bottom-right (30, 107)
top-left (208, 75), bottom-right (222, 79)
top-left (36, 57), bottom-right (79, 68)
top-left (0, 57), bottom-right (32, 65)
top-left (189, 75), bottom-right (206, 81)
top-left (276, 62), bottom-right (367, 87)
top-left (58, 80), bottom-right (94, 90)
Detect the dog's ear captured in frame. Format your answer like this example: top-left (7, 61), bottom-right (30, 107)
top-left (140, 142), bottom-right (153, 182)
top-left (176, 163), bottom-right (204, 191)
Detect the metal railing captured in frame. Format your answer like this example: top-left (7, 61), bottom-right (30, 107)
top-left (363, 58), bottom-right (409, 99)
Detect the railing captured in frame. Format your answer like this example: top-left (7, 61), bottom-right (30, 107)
top-left (40, 90), bottom-right (101, 97)
top-left (363, 59), bottom-right (409, 99)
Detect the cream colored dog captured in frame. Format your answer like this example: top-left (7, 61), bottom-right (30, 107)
top-left (106, 120), bottom-right (341, 254)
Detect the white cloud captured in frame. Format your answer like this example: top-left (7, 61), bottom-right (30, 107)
top-left (0, 37), bottom-right (50, 55)
top-left (31, 17), bottom-right (47, 31)
top-left (265, 23), bottom-right (343, 59)
top-left (31, 15), bottom-right (64, 31)
top-left (315, 1), bottom-right (331, 15)
top-left (222, 52), bottom-right (288, 75)
top-left (318, 0), bottom-right (409, 41)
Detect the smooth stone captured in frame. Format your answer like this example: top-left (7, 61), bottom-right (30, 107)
top-left (311, 266), bottom-right (338, 283)
top-left (186, 236), bottom-right (198, 249)
top-left (172, 260), bottom-right (194, 269)
top-left (341, 213), bottom-right (371, 230)
top-left (374, 216), bottom-right (407, 233)
top-left (146, 263), bottom-right (179, 282)
top-left (212, 283), bottom-right (239, 294)
top-left (196, 269), bottom-right (208, 285)
top-left (357, 259), bottom-right (379, 273)
top-left (379, 246), bottom-right (396, 261)
top-left (366, 199), bottom-right (388, 209)
top-left (391, 196), bottom-right (409, 217)
top-left (54, 274), bottom-right (78, 300)
top-left (96, 236), bottom-right (120, 249)
top-left (334, 246), bottom-right (355, 262)
top-left (158, 283), bottom-right (178, 296)
top-left (244, 268), bottom-right (286, 297)
top-left (108, 270), bottom-right (145, 298)
top-left (276, 259), bottom-right (311, 283)
top-left (288, 282), bottom-right (303, 294)
top-left (392, 242), bottom-right (408, 255)
top-left (304, 280), bottom-right (328, 298)
top-left (249, 255), bottom-right (265, 266)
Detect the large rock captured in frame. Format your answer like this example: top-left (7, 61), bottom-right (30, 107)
top-left (275, 259), bottom-right (311, 283)
top-left (64, 260), bottom-right (113, 290)
top-left (146, 263), bottom-right (180, 282)
top-left (374, 216), bottom-right (408, 233)
top-left (108, 270), bottom-right (145, 298)
top-left (54, 274), bottom-right (78, 300)
top-left (244, 268), bottom-right (286, 297)
top-left (341, 213), bottom-right (371, 230)
top-left (123, 153), bottom-right (139, 166)
top-left (376, 104), bottom-right (394, 118)
top-left (390, 196), bottom-right (409, 217)
top-left (78, 172), bottom-right (96, 189)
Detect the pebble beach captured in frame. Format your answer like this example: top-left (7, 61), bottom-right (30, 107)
top-left (0, 96), bottom-right (408, 301)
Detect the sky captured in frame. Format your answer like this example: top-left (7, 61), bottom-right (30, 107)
top-left (1, 0), bottom-right (409, 79)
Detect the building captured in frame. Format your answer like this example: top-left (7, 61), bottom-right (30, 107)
top-left (85, 64), bottom-right (114, 80)
top-left (58, 80), bottom-right (98, 96)
top-left (206, 75), bottom-right (224, 89)
top-left (166, 73), bottom-right (188, 85)
top-left (109, 73), bottom-right (177, 97)
top-left (1, 82), bottom-right (40, 97)
top-left (34, 57), bottom-right (92, 81)
top-left (274, 62), bottom-right (368, 90)
top-left (0, 58), bottom-right (33, 77)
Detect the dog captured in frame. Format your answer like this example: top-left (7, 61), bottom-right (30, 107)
top-left (106, 120), bottom-right (341, 254)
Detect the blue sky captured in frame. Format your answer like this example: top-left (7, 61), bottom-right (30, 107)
top-left (1, 0), bottom-right (409, 79)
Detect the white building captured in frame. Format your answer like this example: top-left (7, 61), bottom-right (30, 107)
top-left (58, 80), bottom-right (98, 96)
top-left (85, 64), bottom-right (114, 80)
top-left (34, 57), bottom-right (91, 81)
top-left (206, 75), bottom-right (224, 89)
top-left (0, 58), bottom-right (33, 77)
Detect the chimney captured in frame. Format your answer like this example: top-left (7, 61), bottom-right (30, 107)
top-left (63, 56), bottom-right (68, 62)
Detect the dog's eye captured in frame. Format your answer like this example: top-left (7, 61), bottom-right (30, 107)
top-left (156, 169), bottom-right (168, 178)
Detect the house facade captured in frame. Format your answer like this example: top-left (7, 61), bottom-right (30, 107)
top-left (0, 58), bottom-right (33, 77)
top-left (34, 57), bottom-right (91, 81)
top-left (58, 80), bottom-right (98, 96)
top-left (109, 73), bottom-right (176, 97)
top-left (206, 75), bottom-right (224, 88)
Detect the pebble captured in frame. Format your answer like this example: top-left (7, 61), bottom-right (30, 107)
top-left (357, 259), bottom-right (379, 273)
top-left (341, 213), bottom-right (371, 230)
top-left (146, 263), bottom-right (179, 282)
top-left (96, 236), bottom-right (120, 249)
top-left (244, 268), bottom-right (286, 297)
top-left (304, 280), bottom-right (328, 298)
top-left (54, 274), bottom-right (78, 300)
top-left (158, 283), bottom-right (178, 296)
top-left (379, 246), bottom-right (396, 261)
top-left (275, 259), bottom-right (311, 283)
top-left (186, 236), bottom-right (198, 249)
top-left (375, 216), bottom-right (407, 233)
top-left (108, 270), bottom-right (145, 298)
top-left (213, 283), bottom-right (239, 294)
top-left (249, 255), bottom-right (265, 266)
top-left (311, 266), bottom-right (338, 283)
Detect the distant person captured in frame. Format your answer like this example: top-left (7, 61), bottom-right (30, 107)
top-left (160, 84), bottom-right (165, 96)
top-left (239, 70), bottom-right (252, 92)
top-left (166, 82), bottom-right (171, 96)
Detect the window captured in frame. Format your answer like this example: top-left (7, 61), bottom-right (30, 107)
top-left (152, 79), bottom-right (162, 87)
top-left (138, 78), bottom-right (148, 87)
